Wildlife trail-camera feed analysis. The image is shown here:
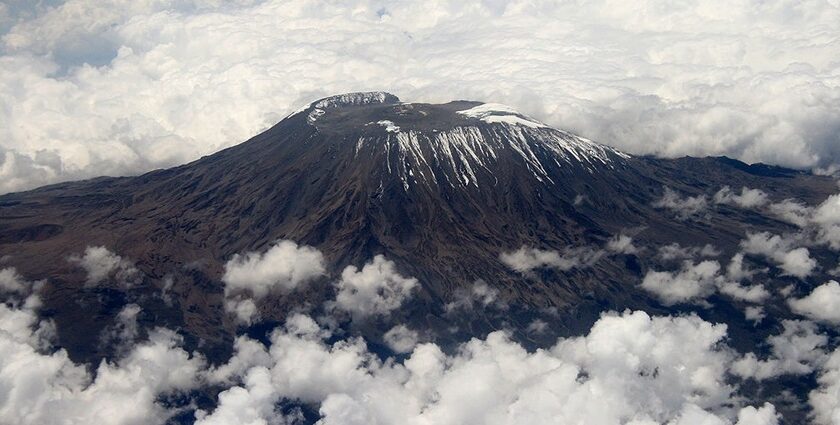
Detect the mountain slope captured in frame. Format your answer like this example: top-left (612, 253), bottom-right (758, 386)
top-left (0, 92), bottom-right (836, 368)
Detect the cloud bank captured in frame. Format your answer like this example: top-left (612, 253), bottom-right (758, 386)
top-left (1, 0), bottom-right (839, 193)
top-left (195, 310), bottom-right (781, 425)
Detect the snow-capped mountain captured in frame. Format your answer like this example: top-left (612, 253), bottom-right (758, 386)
top-left (1, 92), bottom-right (838, 423)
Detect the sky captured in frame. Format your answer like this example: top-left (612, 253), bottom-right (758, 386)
top-left (0, 0), bottom-right (839, 194)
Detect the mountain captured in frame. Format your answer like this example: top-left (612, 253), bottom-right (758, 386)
top-left (1, 92), bottom-right (838, 422)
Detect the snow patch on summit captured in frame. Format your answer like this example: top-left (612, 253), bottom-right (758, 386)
top-left (458, 103), bottom-right (547, 128)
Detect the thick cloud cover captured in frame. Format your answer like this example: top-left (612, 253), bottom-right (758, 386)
top-left (1, 0), bottom-right (839, 193)
top-left (0, 272), bottom-right (206, 425)
top-left (194, 310), bottom-right (781, 425)
top-left (2, 263), bottom-right (831, 425)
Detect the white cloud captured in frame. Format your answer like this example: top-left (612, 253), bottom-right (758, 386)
top-left (658, 243), bottom-right (720, 261)
top-left (812, 194), bottom-right (840, 250)
top-left (641, 260), bottom-right (720, 305)
top-left (717, 280), bottom-right (770, 304)
top-left (743, 306), bottom-right (765, 324)
top-left (714, 186), bottom-right (769, 208)
top-left (731, 320), bottom-right (828, 380)
top-left (195, 366), bottom-right (281, 425)
top-left (0, 267), bottom-right (43, 296)
top-left (526, 319), bottom-right (548, 335)
top-left (330, 255), bottom-right (417, 320)
top-left (197, 310), bottom-right (777, 425)
top-left (768, 199), bottom-right (812, 227)
top-left (788, 280), bottom-right (840, 324)
top-left (0, 294), bottom-right (206, 425)
top-left (100, 303), bottom-right (142, 354)
top-left (642, 253), bottom-right (770, 305)
top-left (735, 404), bottom-right (779, 425)
top-left (726, 253), bottom-right (759, 282)
top-left (740, 232), bottom-right (816, 278)
top-left (444, 280), bottom-right (506, 313)
top-left (68, 245), bottom-right (138, 286)
top-left (224, 298), bottom-right (258, 325)
top-left (222, 240), bottom-right (325, 324)
top-left (2, 0), bottom-right (839, 193)
top-left (606, 234), bottom-right (639, 254)
top-left (383, 324), bottom-right (419, 354)
top-left (653, 187), bottom-right (709, 220)
top-left (205, 335), bottom-right (273, 386)
top-left (222, 240), bottom-right (325, 298)
top-left (500, 246), bottom-right (604, 273)
top-left (810, 347), bottom-right (840, 425)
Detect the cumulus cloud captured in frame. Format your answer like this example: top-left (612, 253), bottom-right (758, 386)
top-left (717, 280), bottom-right (771, 304)
top-left (810, 347), bottom-right (840, 425)
top-left (658, 242), bottom-right (721, 261)
top-left (526, 318), bottom-right (549, 335)
top-left (762, 194), bottom-right (840, 251)
top-left (641, 260), bottom-right (720, 305)
top-left (0, 271), bottom-right (793, 425)
top-left (653, 187), bottom-right (708, 220)
top-left (1, 0), bottom-right (839, 193)
top-left (444, 280), bottom-right (506, 313)
top-left (500, 246), bottom-right (604, 273)
top-left (195, 366), bottom-right (283, 425)
top-left (718, 253), bottom-right (771, 303)
top-left (812, 194), bottom-right (840, 250)
top-left (768, 199), bottom-right (813, 227)
top-left (606, 234), bottom-right (639, 254)
top-left (99, 303), bottom-right (142, 355)
top-left (205, 335), bottom-right (274, 386)
top-left (196, 310), bottom-right (778, 425)
top-left (383, 324), bottom-right (419, 354)
top-left (642, 254), bottom-right (770, 305)
top-left (222, 240), bottom-right (325, 324)
top-left (0, 292), bottom-right (206, 425)
top-left (222, 240), bottom-right (326, 298)
top-left (731, 320), bottom-right (828, 381)
top-left (68, 245), bottom-right (138, 286)
top-left (735, 404), bottom-right (780, 425)
top-left (744, 306), bottom-right (765, 324)
top-left (330, 255), bottom-right (417, 320)
top-left (0, 267), bottom-right (43, 296)
top-left (740, 232), bottom-right (816, 279)
top-left (788, 280), bottom-right (840, 324)
top-left (714, 186), bottom-right (769, 208)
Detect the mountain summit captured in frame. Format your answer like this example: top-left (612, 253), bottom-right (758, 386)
top-left (293, 92), bottom-right (628, 191)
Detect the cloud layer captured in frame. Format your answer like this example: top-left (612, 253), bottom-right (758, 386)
top-left (194, 310), bottom-right (781, 425)
top-left (1, 0), bottom-right (839, 193)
